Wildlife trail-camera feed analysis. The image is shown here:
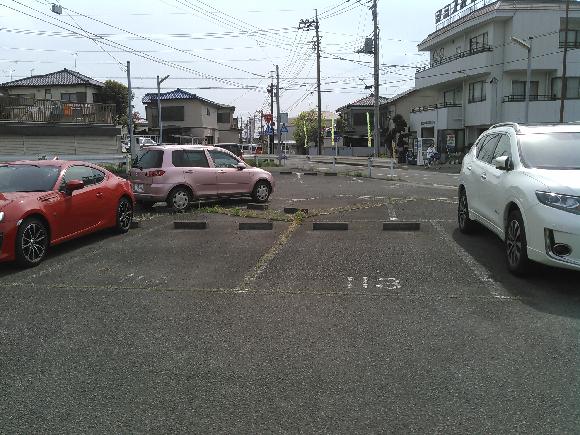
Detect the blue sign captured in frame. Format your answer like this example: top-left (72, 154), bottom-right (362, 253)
top-left (265, 125), bottom-right (273, 135)
top-left (280, 123), bottom-right (289, 133)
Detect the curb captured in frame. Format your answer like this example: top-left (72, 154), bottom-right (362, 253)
top-left (313, 222), bottom-right (348, 231)
top-left (174, 221), bottom-right (208, 230)
top-left (304, 172), bottom-right (318, 176)
top-left (324, 172), bottom-right (338, 176)
top-left (247, 203), bottom-right (269, 211)
top-left (239, 222), bottom-right (274, 230)
top-left (382, 221), bottom-right (421, 231)
top-left (284, 207), bottom-right (309, 214)
top-left (279, 171), bottom-right (293, 175)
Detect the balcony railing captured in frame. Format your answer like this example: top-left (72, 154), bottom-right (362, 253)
top-left (411, 102), bottom-right (462, 113)
top-left (0, 96), bottom-right (116, 124)
top-left (503, 95), bottom-right (556, 102)
top-left (416, 45), bottom-right (493, 73)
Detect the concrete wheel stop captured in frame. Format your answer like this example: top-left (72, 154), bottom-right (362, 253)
top-left (312, 222), bottom-right (348, 231)
top-left (247, 203), bottom-right (269, 211)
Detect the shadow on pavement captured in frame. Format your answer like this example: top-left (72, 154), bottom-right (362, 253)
top-left (451, 225), bottom-right (580, 319)
top-left (0, 229), bottom-right (119, 280)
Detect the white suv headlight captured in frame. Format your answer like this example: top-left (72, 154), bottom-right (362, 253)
top-left (536, 191), bottom-right (580, 215)
top-left (0, 211), bottom-right (4, 222)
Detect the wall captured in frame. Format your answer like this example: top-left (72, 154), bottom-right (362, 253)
top-left (6, 85), bottom-right (102, 103)
top-left (387, 89), bottom-right (439, 126)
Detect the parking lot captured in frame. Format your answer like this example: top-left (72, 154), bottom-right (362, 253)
top-left (1, 170), bottom-right (580, 433)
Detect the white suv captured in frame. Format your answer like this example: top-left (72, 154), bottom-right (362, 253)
top-left (458, 123), bottom-right (580, 275)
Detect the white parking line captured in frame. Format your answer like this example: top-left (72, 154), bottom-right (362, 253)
top-left (430, 221), bottom-right (513, 300)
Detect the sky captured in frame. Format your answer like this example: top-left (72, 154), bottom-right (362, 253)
top-left (0, 0), bottom-right (437, 119)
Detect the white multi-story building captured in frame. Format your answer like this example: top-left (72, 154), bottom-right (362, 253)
top-left (410, 0), bottom-right (580, 154)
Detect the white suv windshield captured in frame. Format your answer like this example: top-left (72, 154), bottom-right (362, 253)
top-left (519, 132), bottom-right (580, 170)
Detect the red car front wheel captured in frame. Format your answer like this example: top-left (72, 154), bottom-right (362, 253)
top-left (15, 217), bottom-right (49, 267)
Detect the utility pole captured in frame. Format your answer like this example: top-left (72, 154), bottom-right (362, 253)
top-left (127, 61), bottom-right (135, 159)
top-left (267, 78), bottom-right (274, 154)
top-left (299, 11), bottom-right (322, 154)
top-left (372, 0), bottom-right (380, 157)
top-left (560, 0), bottom-right (570, 123)
top-left (157, 74), bottom-right (170, 144)
top-left (276, 64), bottom-right (281, 155)
top-left (259, 110), bottom-right (264, 147)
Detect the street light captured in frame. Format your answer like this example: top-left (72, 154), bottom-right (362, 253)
top-left (157, 75), bottom-right (170, 143)
top-left (511, 36), bottom-right (533, 123)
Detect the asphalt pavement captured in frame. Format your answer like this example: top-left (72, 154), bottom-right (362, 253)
top-left (1, 173), bottom-right (579, 433)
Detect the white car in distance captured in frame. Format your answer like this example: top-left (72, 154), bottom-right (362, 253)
top-left (458, 123), bottom-right (580, 275)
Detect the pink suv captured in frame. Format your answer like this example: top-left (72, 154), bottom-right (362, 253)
top-left (130, 145), bottom-right (275, 211)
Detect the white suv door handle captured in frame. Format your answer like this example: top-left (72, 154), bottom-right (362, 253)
top-left (481, 173), bottom-right (487, 180)
top-left (467, 165), bottom-right (472, 171)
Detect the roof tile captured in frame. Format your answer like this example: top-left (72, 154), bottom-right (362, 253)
top-left (142, 88), bottom-right (234, 109)
top-left (1, 69), bottom-right (104, 88)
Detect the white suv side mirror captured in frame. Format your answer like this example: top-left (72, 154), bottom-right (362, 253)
top-left (493, 155), bottom-right (510, 171)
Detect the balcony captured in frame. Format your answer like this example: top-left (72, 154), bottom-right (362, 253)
top-left (411, 102), bottom-right (462, 113)
top-left (416, 45), bottom-right (492, 73)
top-left (503, 94), bottom-right (556, 102)
top-left (415, 45), bottom-right (493, 89)
top-left (0, 96), bottom-right (116, 124)
top-left (409, 103), bottom-right (464, 131)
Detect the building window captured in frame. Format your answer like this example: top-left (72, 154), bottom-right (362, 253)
top-left (217, 112), bottom-right (230, 124)
top-left (559, 29), bottom-right (580, 48)
top-left (352, 112), bottom-right (367, 126)
top-left (443, 88), bottom-right (461, 105)
top-left (468, 81), bottom-right (486, 103)
top-left (161, 106), bottom-right (185, 121)
top-left (469, 32), bottom-right (488, 52)
top-left (206, 107), bottom-right (210, 116)
top-left (45, 89), bottom-right (52, 100)
top-left (552, 77), bottom-right (580, 99)
top-left (512, 80), bottom-right (539, 100)
top-left (60, 92), bottom-right (87, 103)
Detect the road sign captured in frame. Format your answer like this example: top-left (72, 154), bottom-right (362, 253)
top-left (263, 113), bottom-right (273, 123)
top-left (265, 125), bottom-right (273, 135)
top-left (280, 123), bottom-right (289, 133)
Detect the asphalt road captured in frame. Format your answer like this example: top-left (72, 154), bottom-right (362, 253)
top-left (1, 172), bottom-right (579, 433)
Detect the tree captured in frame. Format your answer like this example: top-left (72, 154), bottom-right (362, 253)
top-left (97, 80), bottom-right (133, 126)
top-left (391, 114), bottom-right (407, 133)
top-left (293, 110), bottom-right (326, 154)
top-left (386, 113), bottom-right (408, 148)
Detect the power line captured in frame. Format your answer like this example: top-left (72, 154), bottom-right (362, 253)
top-left (21, 0), bottom-right (266, 78)
top-left (2, 2), bottom-right (260, 90)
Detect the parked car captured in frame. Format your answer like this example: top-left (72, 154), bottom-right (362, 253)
top-left (121, 137), bottom-right (157, 153)
top-left (0, 160), bottom-right (135, 267)
top-left (458, 122), bottom-right (580, 275)
top-left (130, 145), bottom-right (275, 211)
top-left (215, 143), bottom-right (243, 158)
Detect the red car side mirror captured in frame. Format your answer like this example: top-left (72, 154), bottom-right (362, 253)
top-left (65, 179), bottom-right (84, 194)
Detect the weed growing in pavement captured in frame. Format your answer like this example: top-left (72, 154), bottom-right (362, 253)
top-left (197, 205), bottom-right (292, 222)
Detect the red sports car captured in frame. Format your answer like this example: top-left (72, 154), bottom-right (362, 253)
top-left (0, 160), bottom-right (135, 267)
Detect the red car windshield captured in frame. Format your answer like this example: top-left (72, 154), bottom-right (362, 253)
top-left (0, 164), bottom-right (60, 193)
